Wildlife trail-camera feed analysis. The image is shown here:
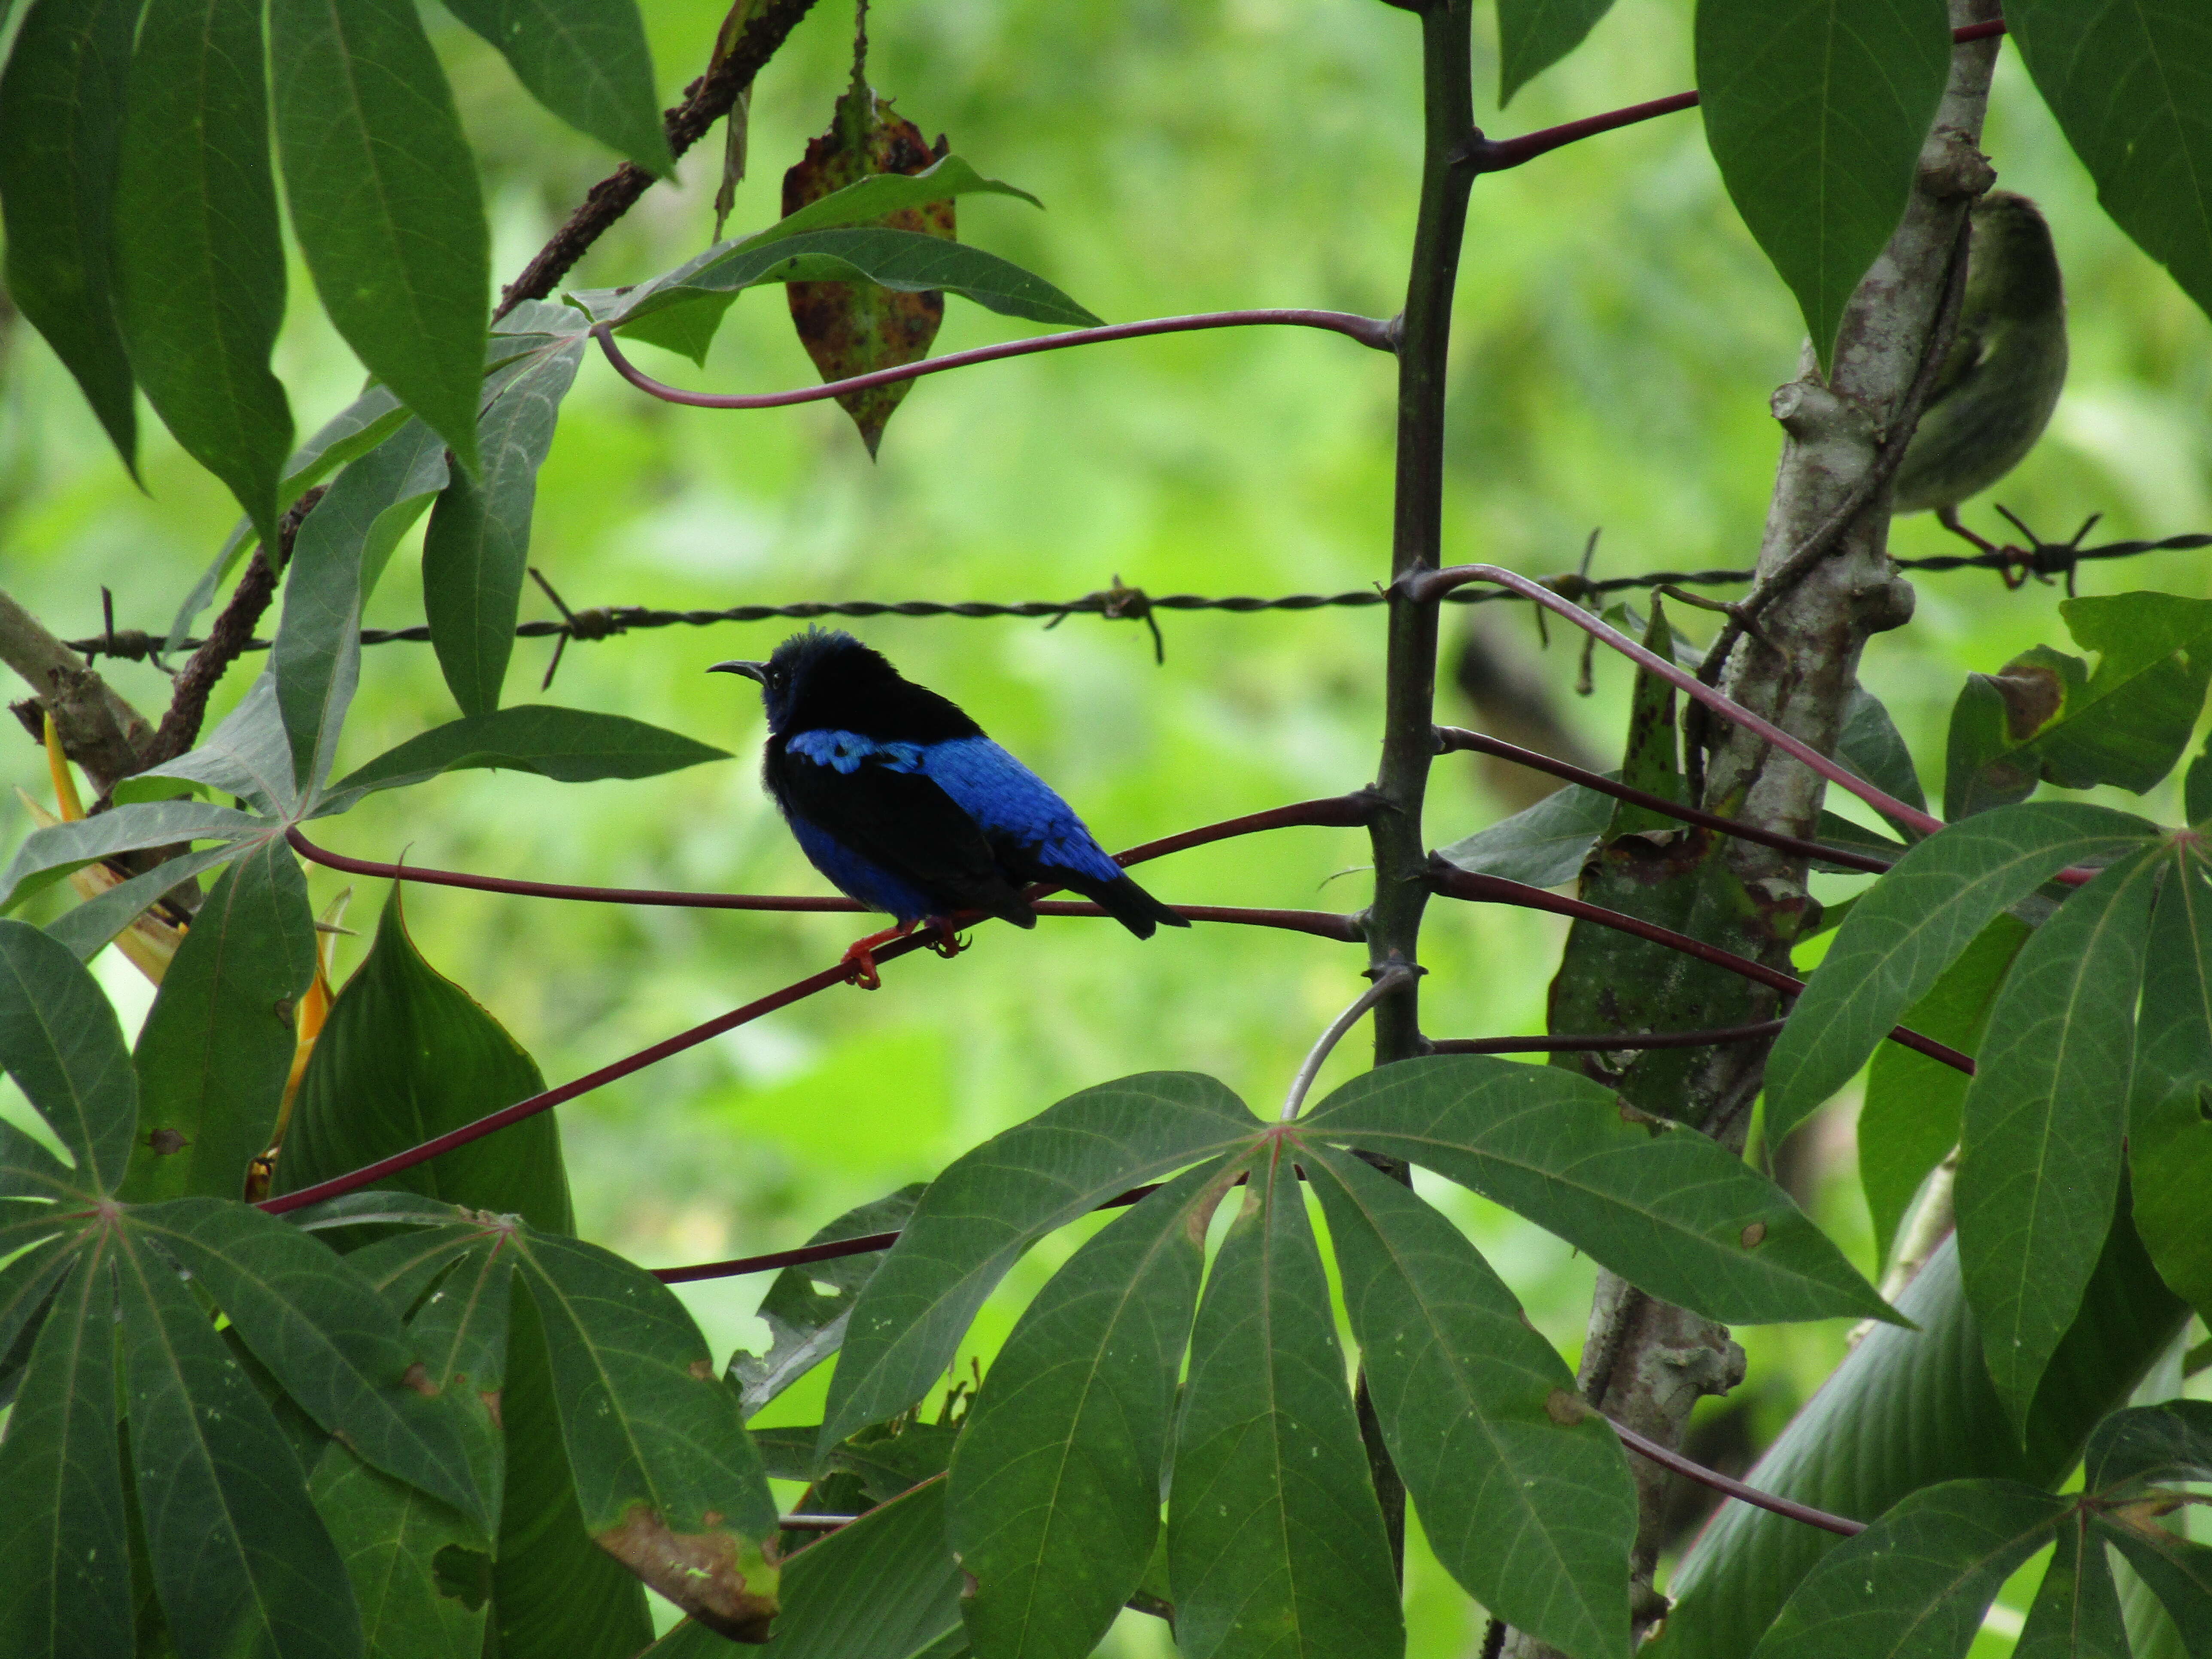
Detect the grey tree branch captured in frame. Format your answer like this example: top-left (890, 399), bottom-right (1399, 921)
top-left (0, 587), bottom-right (157, 794)
top-left (1501, 6), bottom-right (2006, 1653)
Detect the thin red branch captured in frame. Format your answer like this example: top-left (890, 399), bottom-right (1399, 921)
top-left (593, 310), bottom-right (1395, 410)
top-left (1607, 1417), bottom-right (1864, 1537)
top-left (1461, 18), bottom-right (2004, 175)
top-left (1407, 564), bottom-right (1945, 837)
top-left (1428, 1020), bottom-right (1786, 1056)
top-left (1427, 860), bottom-right (1973, 1075)
top-left (264, 799), bottom-right (1369, 1215)
top-left (1434, 726), bottom-right (1895, 873)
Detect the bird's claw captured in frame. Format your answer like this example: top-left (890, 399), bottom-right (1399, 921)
top-left (841, 947), bottom-right (884, 990)
top-left (926, 917), bottom-right (968, 960)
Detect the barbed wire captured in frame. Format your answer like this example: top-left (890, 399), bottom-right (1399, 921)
top-left (64, 529), bottom-right (2212, 681)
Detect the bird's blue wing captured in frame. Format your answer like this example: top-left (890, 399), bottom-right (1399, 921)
top-left (771, 730), bottom-right (1036, 926)
top-left (917, 737), bottom-right (1126, 885)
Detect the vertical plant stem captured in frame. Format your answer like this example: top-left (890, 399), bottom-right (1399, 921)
top-left (1362, 0), bottom-right (1475, 1576)
top-left (1499, 6), bottom-right (2005, 1652)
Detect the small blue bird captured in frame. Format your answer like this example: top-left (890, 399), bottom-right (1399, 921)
top-left (711, 630), bottom-right (1188, 985)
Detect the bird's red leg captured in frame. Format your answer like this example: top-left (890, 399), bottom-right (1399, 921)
top-left (840, 921), bottom-right (917, 990)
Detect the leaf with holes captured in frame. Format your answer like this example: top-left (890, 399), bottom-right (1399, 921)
top-left (727, 1184), bottom-right (924, 1422)
top-left (310, 1440), bottom-right (491, 1659)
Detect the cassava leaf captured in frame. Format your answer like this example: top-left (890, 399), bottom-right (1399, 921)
top-left (0, 919), bottom-right (139, 1192)
top-left (438, 0), bottom-right (669, 175)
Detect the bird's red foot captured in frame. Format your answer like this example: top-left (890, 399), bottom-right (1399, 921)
top-left (925, 916), bottom-right (968, 960)
top-left (840, 921), bottom-right (916, 990)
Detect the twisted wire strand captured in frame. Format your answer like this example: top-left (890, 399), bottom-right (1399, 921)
top-left (64, 532), bottom-right (2212, 667)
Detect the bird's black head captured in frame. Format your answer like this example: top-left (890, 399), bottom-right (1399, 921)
top-left (709, 628), bottom-right (924, 735)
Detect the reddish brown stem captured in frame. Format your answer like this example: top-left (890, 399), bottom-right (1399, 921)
top-left (1427, 860), bottom-right (1973, 1075)
top-left (593, 310), bottom-right (1395, 410)
top-left (1460, 18), bottom-right (2004, 175)
top-left (1434, 726), bottom-right (1896, 872)
top-left (1607, 1418), bottom-right (1864, 1537)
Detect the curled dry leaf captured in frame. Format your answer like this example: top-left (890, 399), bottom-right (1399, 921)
top-left (596, 1507), bottom-right (780, 1642)
top-left (782, 76), bottom-right (954, 455)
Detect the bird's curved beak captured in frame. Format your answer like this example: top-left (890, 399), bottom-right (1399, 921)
top-left (708, 660), bottom-right (769, 683)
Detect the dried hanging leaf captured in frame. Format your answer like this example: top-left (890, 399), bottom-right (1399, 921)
top-left (709, 0), bottom-right (759, 239)
top-left (782, 73), bottom-right (954, 455)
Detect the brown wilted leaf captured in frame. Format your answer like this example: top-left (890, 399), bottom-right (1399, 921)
top-left (783, 75), bottom-right (954, 456)
top-left (596, 1507), bottom-right (779, 1642)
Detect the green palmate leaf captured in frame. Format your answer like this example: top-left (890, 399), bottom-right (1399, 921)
top-left (493, 1287), bottom-right (655, 1659)
top-left (0, 1245), bottom-right (130, 1659)
top-left (420, 337), bottom-right (586, 716)
top-left (44, 843), bottom-right (249, 964)
top-left (310, 1442), bottom-right (490, 1659)
top-left (274, 889), bottom-right (573, 1234)
top-left (0, 920), bottom-right (139, 1193)
top-left (130, 1196), bottom-right (489, 1529)
top-left (1168, 1149), bottom-right (1404, 1659)
top-left (1304, 1056), bottom-right (1891, 1325)
top-left (1306, 1145), bottom-right (1635, 1659)
top-left (123, 839), bottom-right (317, 1204)
top-left (1437, 781), bottom-right (1612, 889)
top-left (650, 1477), bottom-right (963, 1659)
top-left (1695, 0), bottom-right (1951, 367)
top-left (510, 1229), bottom-right (779, 1639)
top-left (1945, 595), bottom-right (2212, 818)
top-left (439, 0), bottom-right (668, 174)
top-left (270, 0), bottom-right (489, 470)
top-left (2018, 1522), bottom-right (2130, 1659)
top-left (1499, 0), bottom-right (1616, 104)
top-left (728, 1184), bottom-right (924, 1422)
top-left (1957, 849), bottom-right (2161, 1432)
top-left (276, 421), bottom-right (452, 797)
top-left (2188, 735), bottom-right (2212, 826)
top-left (820, 1072), bottom-right (1259, 1450)
top-left (114, 1228), bottom-right (363, 1659)
top-left (113, 674), bottom-right (302, 816)
top-left (114, 0), bottom-right (293, 542)
top-left (2127, 856), bottom-right (2212, 1323)
top-left (1752, 1479), bottom-right (2070, 1659)
top-left (2007, 1), bottom-right (2212, 326)
top-left (2083, 1400), bottom-right (2212, 1493)
top-left (0, 1239), bottom-right (76, 1376)
top-left (1860, 914), bottom-right (2029, 1266)
top-left (2097, 1521), bottom-right (2212, 1656)
top-left (0, 0), bottom-right (138, 471)
top-left (950, 1158), bottom-right (1239, 1659)
top-left (169, 387), bottom-right (417, 655)
top-left (618, 226), bottom-right (1103, 340)
top-left (316, 704), bottom-right (728, 816)
top-left (1651, 1215), bottom-right (2188, 1659)
top-left (0, 801), bottom-right (269, 912)
top-left (1764, 802), bottom-right (2161, 1137)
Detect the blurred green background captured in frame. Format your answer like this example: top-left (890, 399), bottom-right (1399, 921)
top-left (3, 0), bottom-right (2208, 1650)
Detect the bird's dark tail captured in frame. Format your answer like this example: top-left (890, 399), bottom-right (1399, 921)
top-left (1070, 871), bottom-right (1190, 940)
